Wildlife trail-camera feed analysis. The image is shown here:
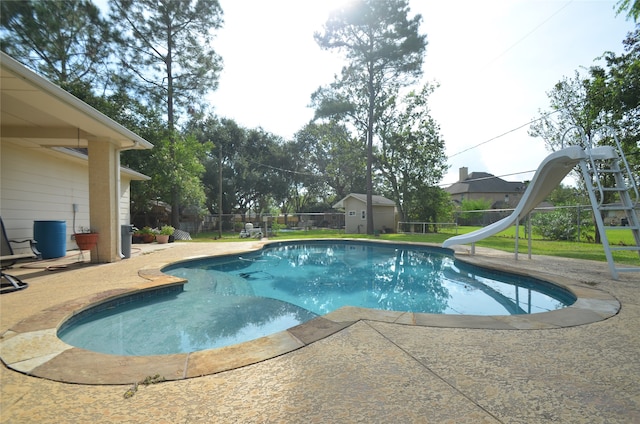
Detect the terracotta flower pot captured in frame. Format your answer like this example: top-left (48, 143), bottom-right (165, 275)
top-left (75, 233), bottom-right (98, 251)
top-left (156, 234), bottom-right (170, 244)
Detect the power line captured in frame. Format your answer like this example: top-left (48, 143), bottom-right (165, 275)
top-left (247, 158), bottom-right (320, 177)
top-left (445, 1), bottom-right (573, 158)
top-left (245, 110), bottom-right (564, 189)
top-left (485, 0), bottom-right (575, 67)
top-left (249, 155), bottom-right (541, 190)
top-left (241, 0), bottom-right (573, 187)
top-left (447, 110), bottom-right (559, 159)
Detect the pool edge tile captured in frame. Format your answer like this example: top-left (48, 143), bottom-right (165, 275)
top-left (287, 316), bottom-right (355, 345)
top-left (572, 298), bottom-right (620, 316)
top-left (525, 307), bottom-right (612, 328)
top-left (0, 328), bottom-right (72, 367)
top-left (413, 314), bottom-right (518, 330)
top-left (185, 331), bottom-right (304, 378)
top-left (323, 306), bottom-right (406, 323)
top-left (30, 348), bottom-right (189, 385)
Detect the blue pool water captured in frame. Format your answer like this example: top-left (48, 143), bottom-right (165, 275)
top-left (58, 241), bottom-right (575, 356)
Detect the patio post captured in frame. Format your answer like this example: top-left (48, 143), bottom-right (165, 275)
top-left (88, 139), bottom-right (119, 263)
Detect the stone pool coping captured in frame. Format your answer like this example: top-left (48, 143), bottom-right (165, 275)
top-left (0, 242), bottom-right (620, 385)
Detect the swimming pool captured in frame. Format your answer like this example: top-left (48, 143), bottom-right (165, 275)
top-left (58, 240), bottom-right (576, 356)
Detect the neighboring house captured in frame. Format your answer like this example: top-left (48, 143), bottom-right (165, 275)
top-left (445, 167), bottom-right (528, 209)
top-left (333, 193), bottom-right (396, 234)
top-left (1, 52), bottom-right (152, 262)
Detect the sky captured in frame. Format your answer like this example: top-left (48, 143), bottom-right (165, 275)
top-left (206, 0), bottom-right (636, 187)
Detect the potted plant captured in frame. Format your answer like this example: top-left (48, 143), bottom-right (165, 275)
top-left (74, 229), bottom-right (99, 251)
top-left (132, 227), bottom-right (143, 244)
top-left (135, 226), bottom-right (156, 243)
top-left (156, 225), bottom-right (174, 244)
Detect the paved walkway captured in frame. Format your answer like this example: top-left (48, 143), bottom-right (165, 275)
top-left (1, 240), bottom-right (639, 423)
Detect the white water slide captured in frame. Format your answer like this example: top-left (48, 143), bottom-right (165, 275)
top-left (442, 146), bottom-right (586, 249)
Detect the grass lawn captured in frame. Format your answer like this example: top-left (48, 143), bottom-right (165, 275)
top-left (190, 226), bottom-right (639, 267)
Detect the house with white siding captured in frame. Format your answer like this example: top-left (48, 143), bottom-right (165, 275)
top-left (1, 52), bottom-right (152, 263)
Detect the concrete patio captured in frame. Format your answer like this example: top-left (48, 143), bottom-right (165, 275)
top-left (1, 240), bottom-right (639, 423)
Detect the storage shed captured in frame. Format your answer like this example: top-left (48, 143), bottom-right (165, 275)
top-left (333, 193), bottom-right (397, 234)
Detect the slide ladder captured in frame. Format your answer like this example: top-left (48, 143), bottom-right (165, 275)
top-left (579, 129), bottom-right (640, 280)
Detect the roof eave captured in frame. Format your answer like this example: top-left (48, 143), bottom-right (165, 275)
top-left (1, 52), bottom-right (153, 150)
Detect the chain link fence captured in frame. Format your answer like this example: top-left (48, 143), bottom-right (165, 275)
top-left (398, 204), bottom-right (634, 242)
top-left (185, 212), bottom-right (346, 235)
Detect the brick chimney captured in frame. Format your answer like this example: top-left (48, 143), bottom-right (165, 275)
top-left (459, 167), bottom-right (468, 182)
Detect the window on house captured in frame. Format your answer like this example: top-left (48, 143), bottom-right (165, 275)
top-left (504, 194), bottom-right (510, 203)
top-left (348, 210), bottom-right (356, 217)
top-left (361, 210), bottom-right (366, 220)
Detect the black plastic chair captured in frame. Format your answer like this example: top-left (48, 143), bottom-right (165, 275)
top-left (1, 217), bottom-right (41, 293)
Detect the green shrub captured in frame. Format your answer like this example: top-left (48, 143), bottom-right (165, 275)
top-left (159, 225), bottom-right (175, 235)
top-left (531, 208), bottom-right (593, 241)
top-left (270, 222), bottom-right (284, 235)
top-left (458, 199), bottom-right (493, 226)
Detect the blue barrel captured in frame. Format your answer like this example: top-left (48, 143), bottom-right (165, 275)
top-left (34, 220), bottom-right (67, 259)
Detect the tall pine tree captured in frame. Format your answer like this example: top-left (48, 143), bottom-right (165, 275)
top-left (313, 0), bottom-right (427, 234)
top-left (110, 0), bottom-right (224, 228)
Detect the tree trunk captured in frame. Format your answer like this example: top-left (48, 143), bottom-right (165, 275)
top-left (167, 24), bottom-right (180, 229)
top-left (365, 65), bottom-right (375, 235)
top-left (218, 147), bottom-right (223, 238)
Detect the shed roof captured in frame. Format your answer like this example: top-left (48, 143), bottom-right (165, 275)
top-left (333, 193), bottom-right (396, 208)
